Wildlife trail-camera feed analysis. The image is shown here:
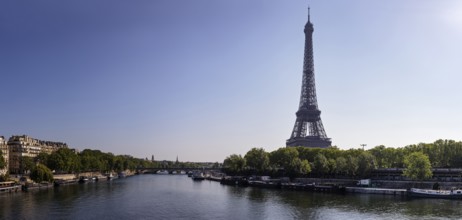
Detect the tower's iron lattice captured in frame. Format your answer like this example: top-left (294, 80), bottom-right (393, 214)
top-left (287, 8), bottom-right (331, 148)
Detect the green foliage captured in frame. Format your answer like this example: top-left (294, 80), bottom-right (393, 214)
top-left (35, 153), bottom-right (50, 165)
top-left (299, 159), bottom-right (311, 175)
top-left (223, 154), bottom-right (246, 175)
top-left (216, 139), bottom-right (462, 179)
top-left (401, 139), bottom-right (462, 168)
top-left (270, 148), bottom-right (297, 169)
top-left (345, 155), bottom-right (358, 176)
top-left (30, 164), bottom-right (54, 183)
top-left (80, 149), bottom-right (104, 172)
top-left (335, 157), bottom-right (347, 175)
top-left (47, 148), bottom-right (80, 173)
top-left (13, 138), bottom-right (462, 180)
top-left (244, 148), bottom-right (269, 174)
top-left (369, 145), bottom-right (386, 168)
top-left (403, 152), bottom-right (433, 181)
top-left (328, 159), bottom-right (336, 175)
top-left (269, 148), bottom-right (310, 177)
top-left (21, 157), bottom-right (35, 174)
top-left (313, 153), bottom-right (329, 176)
top-left (24, 148), bottom-right (161, 175)
top-left (357, 151), bottom-right (377, 178)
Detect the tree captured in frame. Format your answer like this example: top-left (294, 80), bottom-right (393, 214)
top-left (328, 159), bottom-right (337, 176)
top-left (403, 152), bottom-right (433, 181)
top-left (270, 148), bottom-right (310, 177)
top-left (21, 156), bottom-right (35, 174)
top-left (270, 148), bottom-right (298, 169)
top-left (114, 156), bottom-right (125, 172)
top-left (30, 164), bottom-right (54, 183)
top-left (335, 157), bottom-right (347, 175)
top-left (298, 159), bottom-right (311, 176)
top-left (346, 155), bottom-right (358, 176)
top-left (369, 145), bottom-right (386, 168)
top-left (313, 153), bottom-right (329, 176)
top-left (35, 152), bottom-right (50, 166)
top-left (223, 154), bottom-right (246, 175)
top-left (357, 151), bottom-right (377, 178)
top-left (244, 148), bottom-right (269, 174)
top-left (48, 148), bottom-right (79, 173)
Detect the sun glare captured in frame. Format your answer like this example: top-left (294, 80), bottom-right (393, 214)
top-left (441, 2), bottom-right (462, 32)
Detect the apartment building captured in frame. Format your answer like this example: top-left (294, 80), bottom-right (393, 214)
top-left (8, 135), bottom-right (67, 174)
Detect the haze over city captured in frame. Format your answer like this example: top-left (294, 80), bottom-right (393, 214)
top-left (1, 0), bottom-right (461, 162)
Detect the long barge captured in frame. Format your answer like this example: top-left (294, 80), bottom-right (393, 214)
top-left (407, 188), bottom-right (462, 199)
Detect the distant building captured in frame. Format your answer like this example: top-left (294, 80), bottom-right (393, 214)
top-left (8, 135), bottom-right (68, 174)
top-left (0, 136), bottom-right (8, 176)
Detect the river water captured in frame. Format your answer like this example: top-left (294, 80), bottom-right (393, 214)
top-left (1, 175), bottom-right (462, 219)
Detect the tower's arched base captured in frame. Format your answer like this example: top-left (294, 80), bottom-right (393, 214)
top-left (286, 137), bottom-right (331, 148)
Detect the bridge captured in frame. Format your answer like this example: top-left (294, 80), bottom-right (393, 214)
top-left (136, 167), bottom-right (222, 174)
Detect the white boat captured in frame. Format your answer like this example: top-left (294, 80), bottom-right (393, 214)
top-left (408, 188), bottom-right (462, 199)
top-left (0, 181), bottom-right (21, 193)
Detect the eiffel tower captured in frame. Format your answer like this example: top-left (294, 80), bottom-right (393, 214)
top-left (287, 8), bottom-right (331, 148)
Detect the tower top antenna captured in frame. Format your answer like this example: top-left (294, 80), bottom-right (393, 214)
top-left (308, 7), bottom-right (310, 22)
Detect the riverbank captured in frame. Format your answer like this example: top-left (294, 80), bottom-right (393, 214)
top-left (2, 170), bottom-right (138, 193)
top-left (215, 176), bottom-right (462, 197)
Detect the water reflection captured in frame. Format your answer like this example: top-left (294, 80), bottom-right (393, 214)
top-left (246, 187), bottom-right (268, 202)
top-left (2, 175), bottom-right (462, 219)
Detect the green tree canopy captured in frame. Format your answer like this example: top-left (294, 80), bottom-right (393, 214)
top-left (21, 156), bottom-right (35, 174)
top-left (270, 147), bottom-right (299, 169)
top-left (328, 159), bottom-right (336, 175)
top-left (313, 153), bottom-right (329, 176)
top-left (346, 155), bottom-right (358, 176)
top-left (244, 148), bottom-right (270, 174)
top-left (35, 152), bottom-right (50, 166)
top-left (48, 148), bottom-right (80, 173)
top-left (403, 152), bottom-right (433, 181)
top-left (30, 164), bottom-right (54, 183)
top-left (299, 159), bottom-right (311, 175)
top-left (223, 154), bottom-right (246, 175)
top-left (270, 148), bottom-right (311, 177)
top-left (357, 151), bottom-right (377, 178)
top-left (335, 157), bottom-right (347, 175)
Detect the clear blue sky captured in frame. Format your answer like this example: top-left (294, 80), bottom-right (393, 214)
top-left (1, 0), bottom-right (461, 162)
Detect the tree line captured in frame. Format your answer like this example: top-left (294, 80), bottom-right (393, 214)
top-left (0, 145), bottom-right (223, 183)
top-left (15, 148), bottom-right (156, 176)
top-left (10, 148), bottom-right (160, 182)
top-left (9, 148), bottom-right (209, 183)
top-left (223, 139), bottom-right (461, 180)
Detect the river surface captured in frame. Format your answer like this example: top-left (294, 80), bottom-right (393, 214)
top-left (1, 175), bottom-right (462, 219)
